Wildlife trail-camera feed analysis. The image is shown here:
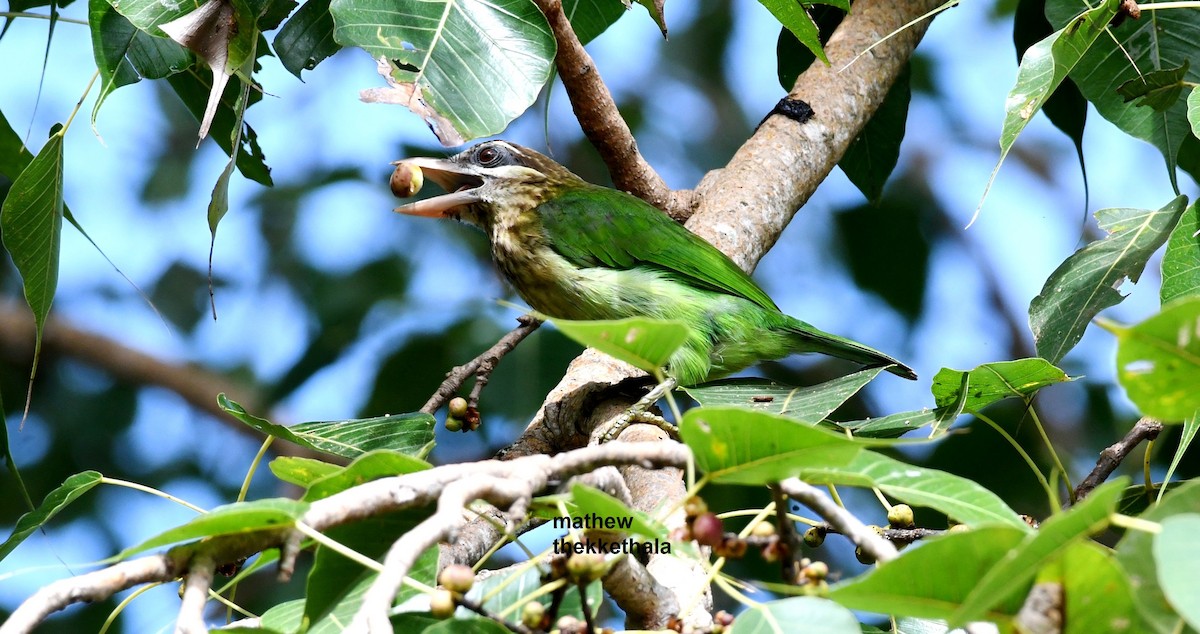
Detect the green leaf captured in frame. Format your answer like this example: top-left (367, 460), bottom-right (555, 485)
top-left (838, 407), bottom-right (952, 439)
top-left (1162, 201), bottom-right (1200, 304)
top-left (165, 66), bottom-right (273, 185)
top-left (758, 0), bottom-right (826, 64)
top-left (981, 0), bottom-right (1119, 221)
top-left (549, 316), bottom-right (689, 375)
top-left (800, 451), bottom-right (1026, 529)
top-left (1030, 196), bottom-right (1188, 364)
top-left (0, 471), bottom-right (102, 561)
top-left (104, 0), bottom-right (194, 34)
top-left (840, 67), bottom-right (910, 202)
top-left (1160, 412), bottom-right (1200, 503)
top-left (728, 597), bottom-right (860, 634)
top-left (569, 483), bottom-right (666, 540)
top-left (950, 479), bottom-right (1125, 624)
top-left (680, 367), bottom-right (885, 422)
top-left (679, 406), bottom-right (883, 484)
top-left (1189, 87), bottom-right (1200, 140)
top-left (1112, 297), bottom-right (1200, 421)
top-left (273, 0), bottom-right (338, 77)
top-left (1050, 540), bottom-right (1145, 634)
top-left (1048, 0), bottom-right (1200, 188)
top-left (269, 456), bottom-right (341, 487)
top-left (465, 564), bottom-right (602, 621)
top-left (220, 394), bottom-right (436, 459)
top-left (562, 0), bottom-right (625, 45)
top-left (1154, 514), bottom-right (1200, 630)
top-left (331, 0), bottom-right (555, 146)
top-left (117, 498), bottom-right (308, 559)
top-left (829, 525), bottom-right (1029, 622)
top-left (302, 450), bottom-right (430, 501)
top-left (931, 358), bottom-right (1073, 412)
top-left (1117, 61), bottom-right (1190, 112)
top-left (0, 126), bottom-right (65, 392)
top-left (0, 389), bottom-right (33, 514)
top-left (89, 0), bottom-right (191, 124)
top-left (302, 520), bottom-right (435, 631)
top-left (1116, 479), bottom-right (1200, 634)
top-left (1013, 0), bottom-right (1088, 164)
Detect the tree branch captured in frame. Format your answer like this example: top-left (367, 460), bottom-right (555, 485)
top-left (0, 442), bottom-right (690, 634)
top-left (1073, 417), bottom-right (1163, 504)
top-left (779, 478), bottom-right (898, 563)
top-left (532, 0), bottom-right (695, 218)
top-left (421, 315), bottom-right (542, 415)
top-left (690, 0), bottom-right (942, 271)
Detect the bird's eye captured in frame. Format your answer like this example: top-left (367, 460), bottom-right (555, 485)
top-left (476, 145), bottom-right (503, 167)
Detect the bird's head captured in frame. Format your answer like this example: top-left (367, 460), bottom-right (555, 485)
top-left (391, 140), bottom-right (580, 229)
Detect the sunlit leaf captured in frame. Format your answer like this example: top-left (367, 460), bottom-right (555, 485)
top-left (302, 450), bottom-right (430, 501)
top-left (0, 126), bottom-right (65, 399)
top-left (88, 0), bottom-right (191, 125)
top-left (1154, 514), bottom-right (1200, 630)
top-left (549, 316), bottom-right (689, 375)
top-left (269, 456), bottom-right (340, 488)
top-left (839, 407), bottom-right (951, 438)
top-left (1049, 541), bottom-right (1145, 634)
top-left (569, 483), bottom-right (666, 540)
top-left (829, 526), bottom-right (1029, 622)
top-left (759, 0), bottom-right (826, 64)
top-left (1116, 479), bottom-right (1200, 633)
top-left (729, 597), bottom-right (860, 634)
top-left (117, 498), bottom-right (308, 559)
top-left (1162, 200), bottom-right (1200, 304)
top-left (681, 367), bottom-right (885, 422)
top-left (1189, 87), bottom-right (1200, 140)
top-left (1111, 297), bottom-right (1200, 421)
top-left (801, 451), bottom-right (1026, 529)
top-left (0, 471), bottom-right (102, 561)
top-left (950, 480), bottom-right (1125, 624)
top-left (978, 0), bottom-right (1119, 221)
top-left (931, 358), bottom-right (1073, 412)
top-left (1030, 196), bottom-right (1188, 364)
top-left (1160, 413), bottom-right (1199, 503)
top-left (465, 564), bottom-right (601, 621)
top-left (220, 394), bottom-right (436, 459)
top-left (332, 0), bottom-right (555, 146)
top-left (1048, 0), bottom-right (1200, 187)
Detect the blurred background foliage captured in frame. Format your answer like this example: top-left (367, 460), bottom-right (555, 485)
top-left (1, 0), bottom-right (1196, 629)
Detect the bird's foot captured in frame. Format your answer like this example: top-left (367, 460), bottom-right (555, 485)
top-left (599, 377), bottom-right (678, 443)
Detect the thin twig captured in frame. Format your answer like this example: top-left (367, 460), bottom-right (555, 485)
top-left (421, 316), bottom-right (542, 415)
top-left (770, 484), bottom-right (802, 584)
top-left (1072, 417), bottom-right (1163, 505)
top-left (779, 478), bottom-right (898, 563)
top-left (457, 594), bottom-right (534, 634)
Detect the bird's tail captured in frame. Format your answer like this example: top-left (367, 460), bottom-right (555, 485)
top-left (785, 318), bottom-right (917, 380)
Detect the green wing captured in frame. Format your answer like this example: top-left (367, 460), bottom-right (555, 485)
top-left (537, 186), bottom-right (779, 311)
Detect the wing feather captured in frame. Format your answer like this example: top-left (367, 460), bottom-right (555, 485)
top-left (537, 186), bottom-right (779, 311)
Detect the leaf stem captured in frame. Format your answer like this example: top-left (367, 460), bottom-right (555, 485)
top-left (0, 11), bottom-right (88, 25)
top-left (100, 477), bottom-right (206, 513)
top-left (62, 70), bottom-right (99, 134)
top-left (973, 412), bottom-right (1058, 509)
top-left (1028, 405), bottom-right (1073, 499)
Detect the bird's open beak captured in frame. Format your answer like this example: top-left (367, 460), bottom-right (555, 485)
top-left (391, 157), bottom-right (484, 218)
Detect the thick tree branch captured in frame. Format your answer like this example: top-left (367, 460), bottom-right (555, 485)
top-left (690, 0), bottom-right (942, 270)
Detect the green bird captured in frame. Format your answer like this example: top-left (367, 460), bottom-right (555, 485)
top-left (392, 140), bottom-right (916, 386)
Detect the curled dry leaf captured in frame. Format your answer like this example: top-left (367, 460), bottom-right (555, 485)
top-left (160, 0), bottom-right (236, 143)
top-left (361, 57), bottom-right (466, 147)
